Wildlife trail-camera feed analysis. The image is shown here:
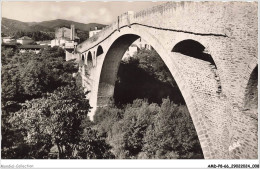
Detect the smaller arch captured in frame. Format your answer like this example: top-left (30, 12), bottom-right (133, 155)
top-left (81, 54), bottom-right (85, 61)
top-left (87, 51), bottom-right (93, 67)
top-left (97, 45), bottom-right (104, 56)
top-left (172, 39), bottom-right (216, 66)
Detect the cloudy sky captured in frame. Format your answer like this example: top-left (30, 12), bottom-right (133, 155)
top-left (2, 1), bottom-right (165, 24)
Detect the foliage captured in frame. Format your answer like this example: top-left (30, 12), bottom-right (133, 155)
top-left (1, 45), bottom-right (78, 158)
top-left (77, 128), bottom-right (115, 159)
top-left (2, 45), bottom-right (203, 159)
top-left (1, 46), bottom-right (75, 103)
top-left (77, 30), bottom-right (89, 43)
top-left (8, 84), bottom-right (90, 158)
top-left (12, 31), bottom-right (54, 41)
top-left (114, 48), bottom-right (185, 106)
top-left (94, 104), bottom-right (124, 137)
top-left (95, 98), bottom-right (204, 159)
top-left (142, 99), bottom-right (203, 159)
top-left (1, 46), bottom-right (114, 159)
top-left (132, 49), bottom-right (175, 86)
top-left (1, 46), bottom-right (18, 65)
top-left (93, 48), bottom-right (203, 159)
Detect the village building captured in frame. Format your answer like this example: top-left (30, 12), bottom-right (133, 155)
top-left (89, 27), bottom-right (101, 38)
top-left (51, 25), bottom-right (79, 48)
top-left (18, 45), bottom-right (47, 54)
top-left (16, 36), bottom-right (34, 45)
top-left (123, 38), bottom-right (152, 59)
top-left (36, 40), bottom-right (51, 46)
top-left (2, 36), bottom-right (16, 44)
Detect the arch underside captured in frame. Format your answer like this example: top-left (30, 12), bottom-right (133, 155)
top-left (244, 65), bottom-right (258, 113)
top-left (232, 65), bottom-right (258, 159)
top-left (97, 45), bottom-right (104, 56)
top-left (87, 51), bottom-right (93, 66)
top-left (98, 34), bottom-right (139, 104)
top-left (95, 31), bottom-right (222, 159)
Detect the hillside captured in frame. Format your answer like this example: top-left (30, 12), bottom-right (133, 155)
top-left (1, 17), bottom-right (106, 35)
top-left (36, 19), bottom-right (105, 31)
top-left (2, 18), bottom-right (33, 33)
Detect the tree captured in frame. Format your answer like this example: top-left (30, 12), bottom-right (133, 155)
top-left (132, 48), bottom-right (176, 87)
top-left (1, 46), bottom-right (18, 65)
top-left (9, 84), bottom-right (90, 159)
top-left (142, 98), bottom-right (204, 159)
top-left (95, 98), bottom-right (204, 159)
top-left (114, 48), bottom-right (185, 106)
top-left (1, 47), bottom-right (75, 103)
top-left (12, 31), bottom-right (54, 41)
top-left (77, 128), bottom-right (115, 159)
top-left (1, 47), bottom-right (92, 159)
top-left (96, 99), bottom-right (159, 159)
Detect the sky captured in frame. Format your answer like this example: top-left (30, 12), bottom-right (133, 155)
top-left (2, 1), bottom-right (166, 25)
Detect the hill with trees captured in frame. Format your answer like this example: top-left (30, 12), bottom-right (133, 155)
top-left (2, 17), bottom-right (106, 42)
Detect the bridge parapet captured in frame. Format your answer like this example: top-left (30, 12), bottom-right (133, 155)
top-left (74, 2), bottom-right (181, 57)
top-left (133, 2), bottom-right (176, 20)
top-left (77, 11), bottom-right (134, 53)
top-left (77, 1), bottom-right (179, 53)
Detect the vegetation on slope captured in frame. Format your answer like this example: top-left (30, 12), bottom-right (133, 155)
top-left (1, 47), bottom-right (112, 159)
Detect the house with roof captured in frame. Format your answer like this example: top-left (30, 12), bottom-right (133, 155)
top-left (19, 45), bottom-right (47, 54)
top-left (17, 36), bottom-right (34, 45)
top-left (89, 27), bottom-right (102, 38)
top-left (36, 40), bottom-right (51, 46)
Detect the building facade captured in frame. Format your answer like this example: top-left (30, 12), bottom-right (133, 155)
top-left (17, 36), bottom-right (34, 45)
top-left (2, 36), bottom-right (16, 44)
top-left (18, 45), bottom-right (47, 54)
top-left (123, 38), bottom-right (152, 59)
top-left (51, 25), bottom-right (79, 48)
top-left (89, 27), bottom-right (101, 38)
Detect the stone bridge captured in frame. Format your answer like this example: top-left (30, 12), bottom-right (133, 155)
top-left (66, 2), bottom-right (258, 159)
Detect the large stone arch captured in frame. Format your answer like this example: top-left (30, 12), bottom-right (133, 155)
top-left (242, 64), bottom-right (258, 158)
top-left (229, 64), bottom-right (258, 159)
top-left (95, 32), bottom-right (214, 158)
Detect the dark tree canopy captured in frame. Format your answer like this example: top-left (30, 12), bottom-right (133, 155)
top-left (1, 47), bottom-right (112, 159)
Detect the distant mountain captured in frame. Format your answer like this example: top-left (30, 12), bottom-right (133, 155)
top-left (36, 19), bottom-right (105, 31)
top-left (2, 18), bottom-right (32, 33)
top-left (1, 17), bottom-right (106, 35)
